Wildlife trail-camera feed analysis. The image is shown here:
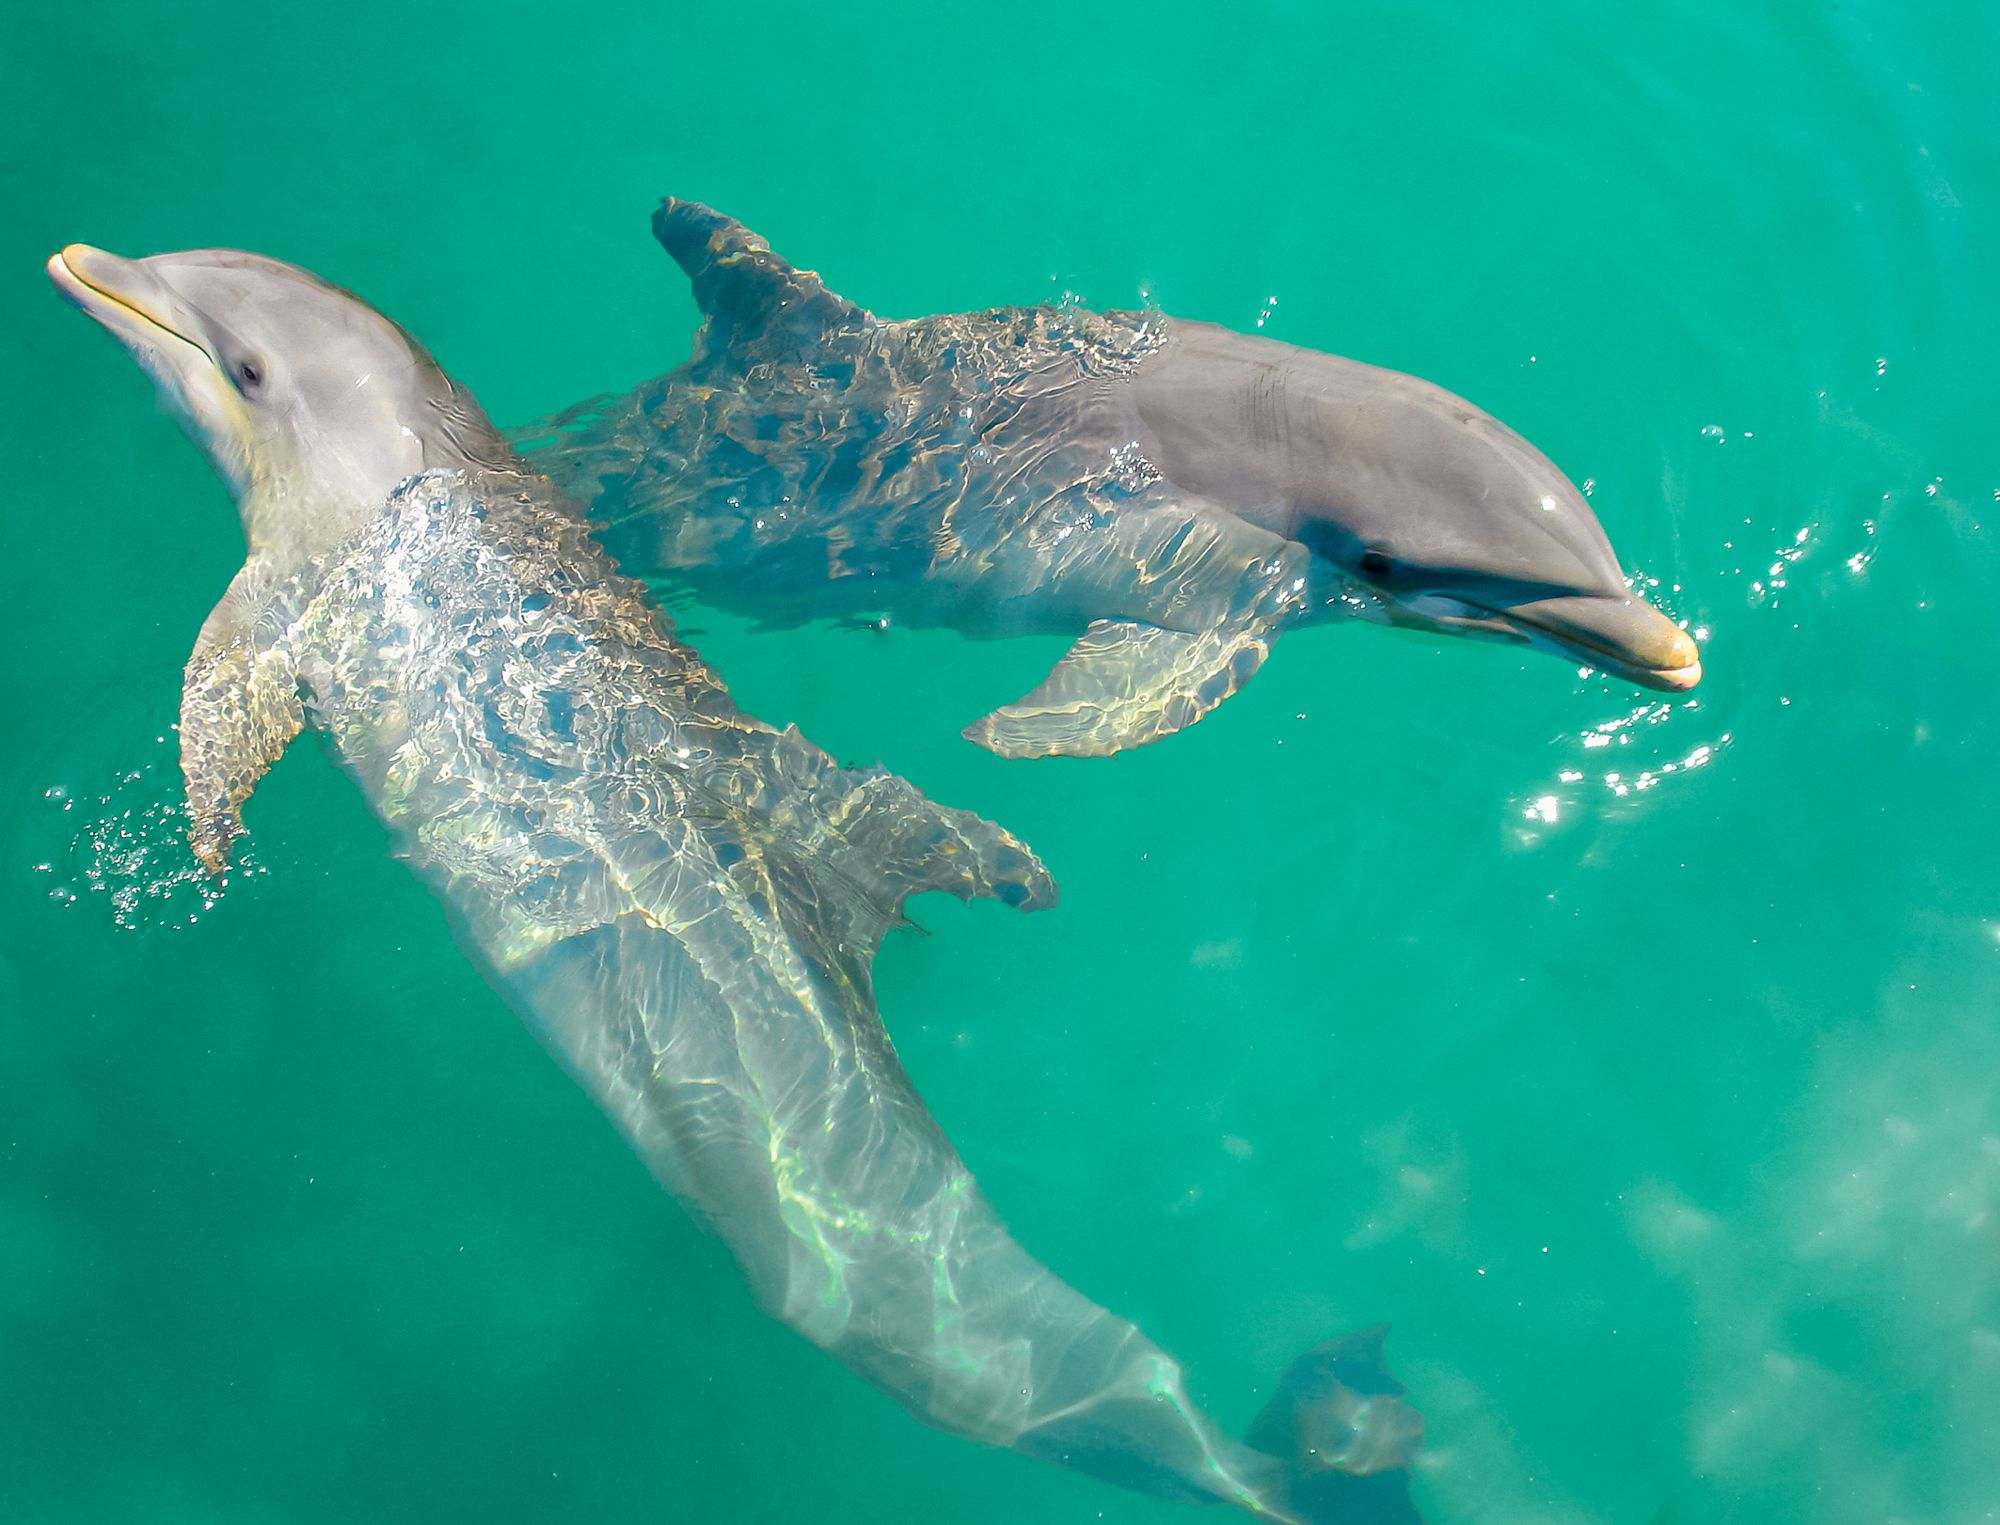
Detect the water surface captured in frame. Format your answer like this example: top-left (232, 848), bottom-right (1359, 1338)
top-left (2, 3), bottom-right (1996, 1521)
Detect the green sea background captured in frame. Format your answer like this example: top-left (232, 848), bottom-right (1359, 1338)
top-left (3, 3), bottom-right (1997, 1521)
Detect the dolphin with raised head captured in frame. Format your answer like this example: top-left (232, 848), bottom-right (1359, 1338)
top-left (519, 199), bottom-right (1700, 758)
top-left (49, 242), bottom-right (1428, 1524)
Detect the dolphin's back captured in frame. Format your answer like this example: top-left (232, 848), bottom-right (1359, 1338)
top-left (515, 295), bottom-right (1167, 630)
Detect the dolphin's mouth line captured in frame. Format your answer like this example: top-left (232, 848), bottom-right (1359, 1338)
top-left (1379, 589), bottom-right (1700, 691)
top-left (1472, 601), bottom-right (1702, 691)
top-left (1357, 582), bottom-right (1698, 686)
top-left (49, 248), bottom-right (214, 367)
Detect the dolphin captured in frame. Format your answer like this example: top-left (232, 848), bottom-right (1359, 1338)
top-left (50, 243), bottom-right (1427, 1523)
top-left (515, 199), bottom-right (1701, 759)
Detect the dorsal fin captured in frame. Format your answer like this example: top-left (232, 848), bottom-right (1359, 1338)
top-left (653, 198), bottom-right (871, 367)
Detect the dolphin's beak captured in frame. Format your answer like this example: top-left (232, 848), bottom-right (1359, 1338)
top-left (1488, 591), bottom-right (1702, 692)
top-left (50, 243), bottom-right (254, 498)
top-left (47, 244), bottom-right (202, 355)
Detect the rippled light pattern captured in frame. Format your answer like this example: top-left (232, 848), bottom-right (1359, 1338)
top-left (192, 466), bottom-right (1419, 1522)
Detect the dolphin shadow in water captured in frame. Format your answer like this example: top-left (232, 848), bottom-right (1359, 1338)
top-left (514, 198), bottom-right (1700, 759)
top-left (51, 242), bottom-right (1427, 1523)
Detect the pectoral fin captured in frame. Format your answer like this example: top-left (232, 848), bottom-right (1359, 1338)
top-left (179, 566), bottom-right (303, 874)
top-left (963, 616), bottom-right (1280, 759)
top-left (763, 727), bottom-right (1059, 923)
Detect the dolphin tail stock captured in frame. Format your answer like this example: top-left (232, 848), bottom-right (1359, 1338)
top-left (996, 1320), bottom-right (1427, 1525)
top-left (510, 733), bottom-right (1406, 1522)
top-left (964, 495), bottom-right (1311, 759)
top-left (502, 884), bottom-right (1337, 1524)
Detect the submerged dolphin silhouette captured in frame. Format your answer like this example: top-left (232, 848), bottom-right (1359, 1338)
top-left (518, 199), bottom-right (1699, 758)
top-left (50, 242), bottom-right (1426, 1523)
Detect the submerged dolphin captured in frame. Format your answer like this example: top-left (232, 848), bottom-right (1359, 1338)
top-left (50, 244), bottom-right (1427, 1523)
top-left (518, 199), bottom-right (1701, 759)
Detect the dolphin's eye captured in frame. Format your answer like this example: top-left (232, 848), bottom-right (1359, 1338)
top-left (1358, 548), bottom-right (1397, 579)
top-left (235, 359), bottom-right (264, 392)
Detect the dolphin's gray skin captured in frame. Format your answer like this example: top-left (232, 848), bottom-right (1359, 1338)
top-left (517, 200), bottom-right (1701, 759)
top-left (49, 243), bottom-right (1426, 1524)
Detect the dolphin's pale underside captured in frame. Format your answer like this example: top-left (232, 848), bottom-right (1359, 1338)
top-left (52, 243), bottom-right (1426, 1524)
top-left (192, 468), bottom-right (1425, 1522)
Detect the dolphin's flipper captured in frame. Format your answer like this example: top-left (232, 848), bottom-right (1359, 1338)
top-left (964, 488), bottom-right (1309, 759)
top-left (178, 561), bottom-right (302, 873)
top-left (1248, 1326), bottom-right (1426, 1525)
top-left (756, 726), bottom-right (1059, 943)
top-left (963, 617), bottom-right (1280, 759)
top-left (652, 198), bottom-right (871, 368)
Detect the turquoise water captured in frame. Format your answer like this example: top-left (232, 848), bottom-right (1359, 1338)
top-left (4, 2), bottom-right (1997, 1520)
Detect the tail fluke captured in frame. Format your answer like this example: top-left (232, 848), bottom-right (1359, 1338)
top-left (1249, 1326), bottom-right (1426, 1524)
